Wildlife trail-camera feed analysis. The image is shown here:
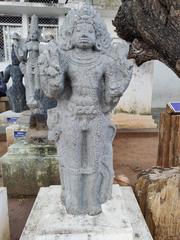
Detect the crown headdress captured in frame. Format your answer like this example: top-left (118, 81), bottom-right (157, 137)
top-left (75, 5), bottom-right (96, 25)
top-left (60, 4), bottom-right (111, 51)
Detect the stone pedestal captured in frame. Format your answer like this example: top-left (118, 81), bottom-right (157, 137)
top-left (0, 97), bottom-right (9, 113)
top-left (1, 141), bottom-right (59, 197)
top-left (20, 185), bottom-right (153, 240)
top-left (0, 188), bottom-right (10, 240)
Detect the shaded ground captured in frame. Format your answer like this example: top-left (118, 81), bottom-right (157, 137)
top-left (8, 198), bottom-right (35, 240)
top-left (0, 130), bottom-right (159, 240)
top-left (113, 131), bottom-right (158, 185)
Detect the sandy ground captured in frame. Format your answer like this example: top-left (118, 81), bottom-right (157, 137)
top-left (0, 131), bottom-right (158, 240)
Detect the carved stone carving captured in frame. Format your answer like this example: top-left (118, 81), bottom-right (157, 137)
top-left (39, 4), bottom-right (133, 215)
top-left (23, 15), bottom-right (41, 109)
top-left (4, 32), bottom-right (27, 113)
top-left (23, 15), bottom-right (56, 113)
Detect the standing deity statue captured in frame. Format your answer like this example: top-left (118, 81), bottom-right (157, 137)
top-left (24, 15), bottom-right (41, 109)
top-left (4, 32), bottom-right (27, 112)
top-left (22, 15), bottom-right (56, 113)
top-left (39, 5), bottom-right (133, 215)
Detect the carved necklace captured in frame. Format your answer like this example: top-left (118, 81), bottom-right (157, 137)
top-left (69, 50), bottom-right (101, 67)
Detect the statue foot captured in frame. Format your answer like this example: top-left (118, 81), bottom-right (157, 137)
top-left (88, 206), bottom-right (102, 216)
top-left (61, 192), bottom-right (65, 205)
top-left (66, 205), bottom-right (83, 215)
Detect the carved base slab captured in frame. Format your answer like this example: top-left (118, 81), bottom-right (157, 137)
top-left (20, 185), bottom-right (153, 240)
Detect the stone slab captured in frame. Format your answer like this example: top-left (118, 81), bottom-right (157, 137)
top-left (20, 185), bottom-right (153, 240)
top-left (0, 187), bottom-right (10, 240)
top-left (1, 141), bottom-right (59, 196)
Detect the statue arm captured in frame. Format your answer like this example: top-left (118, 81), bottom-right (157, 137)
top-left (38, 43), bottom-right (66, 99)
top-left (103, 56), bottom-right (133, 112)
top-left (18, 40), bottom-right (28, 62)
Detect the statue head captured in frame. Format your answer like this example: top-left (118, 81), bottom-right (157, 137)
top-left (12, 32), bottom-right (20, 46)
top-left (28, 15), bottom-right (41, 41)
top-left (60, 4), bottom-right (111, 51)
top-left (44, 34), bottom-right (55, 43)
top-left (72, 21), bottom-right (96, 49)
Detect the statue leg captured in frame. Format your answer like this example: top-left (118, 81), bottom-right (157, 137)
top-left (25, 65), bottom-right (37, 108)
top-left (86, 115), bottom-right (115, 215)
top-left (84, 116), bottom-right (104, 215)
top-left (58, 118), bottom-right (83, 215)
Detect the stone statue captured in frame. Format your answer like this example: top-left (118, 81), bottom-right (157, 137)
top-left (23, 15), bottom-right (56, 113)
top-left (0, 71), bottom-right (7, 97)
top-left (39, 5), bottom-right (133, 215)
top-left (23, 15), bottom-right (41, 109)
top-left (4, 32), bottom-right (27, 112)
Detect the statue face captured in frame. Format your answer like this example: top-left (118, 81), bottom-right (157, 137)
top-left (13, 39), bottom-right (18, 46)
top-left (72, 23), bottom-right (96, 49)
top-left (30, 32), bottom-right (38, 41)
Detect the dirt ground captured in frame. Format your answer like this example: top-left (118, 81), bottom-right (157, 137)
top-left (0, 131), bottom-right (158, 240)
top-left (113, 131), bottom-right (158, 184)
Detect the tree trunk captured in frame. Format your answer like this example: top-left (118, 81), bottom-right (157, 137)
top-left (135, 167), bottom-right (180, 240)
top-left (158, 105), bottom-right (180, 167)
top-left (113, 0), bottom-right (180, 77)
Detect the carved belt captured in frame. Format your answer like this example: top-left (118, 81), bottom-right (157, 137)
top-left (62, 166), bottom-right (96, 175)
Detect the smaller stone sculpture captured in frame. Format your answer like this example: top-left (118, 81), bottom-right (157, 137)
top-left (4, 32), bottom-right (27, 113)
top-left (22, 15), bottom-right (56, 113)
top-left (24, 15), bottom-right (41, 109)
top-left (0, 71), bottom-right (7, 97)
top-left (19, 15), bottom-right (57, 143)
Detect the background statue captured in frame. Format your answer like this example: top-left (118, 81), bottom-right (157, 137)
top-left (18, 15), bottom-right (56, 142)
top-left (39, 5), bottom-right (133, 215)
top-left (23, 15), bottom-right (56, 113)
top-left (0, 71), bottom-right (7, 97)
top-left (24, 15), bottom-right (41, 109)
top-left (4, 32), bottom-right (27, 113)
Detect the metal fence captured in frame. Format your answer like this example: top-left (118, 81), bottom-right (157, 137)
top-left (0, 16), bottom-right (59, 63)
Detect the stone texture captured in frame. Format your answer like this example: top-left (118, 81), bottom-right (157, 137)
top-left (20, 185), bottom-right (153, 240)
top-left (0, 187), bottom-right (10, 240)
top-left (39, 4), bottom-right (133, 215)
top-left (1, 141), bottom-right (59, 197)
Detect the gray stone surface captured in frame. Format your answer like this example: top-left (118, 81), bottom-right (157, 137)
top-left (4, 33), bottom-right (27, 113)
top-left (1, 141), bottom-right (59, 197)
top-left (39, 4), bottom-right (133, 215)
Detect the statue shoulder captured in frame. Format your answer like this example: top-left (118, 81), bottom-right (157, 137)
top-left (103, 43), bottom-right (133, 75)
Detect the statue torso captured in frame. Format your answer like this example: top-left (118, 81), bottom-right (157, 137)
top-left (66, 50), bottom-right (106, 116)
top-left (26, 40), bottom-right (39, 70)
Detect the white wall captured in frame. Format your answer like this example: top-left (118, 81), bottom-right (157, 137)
top-left (152, 61), bottom-right (180, 108)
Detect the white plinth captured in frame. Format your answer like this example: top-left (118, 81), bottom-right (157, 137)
top-left (0, 188), bottom-right (10, 240)
top-left (20, 185), bottom-right (153, 240)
